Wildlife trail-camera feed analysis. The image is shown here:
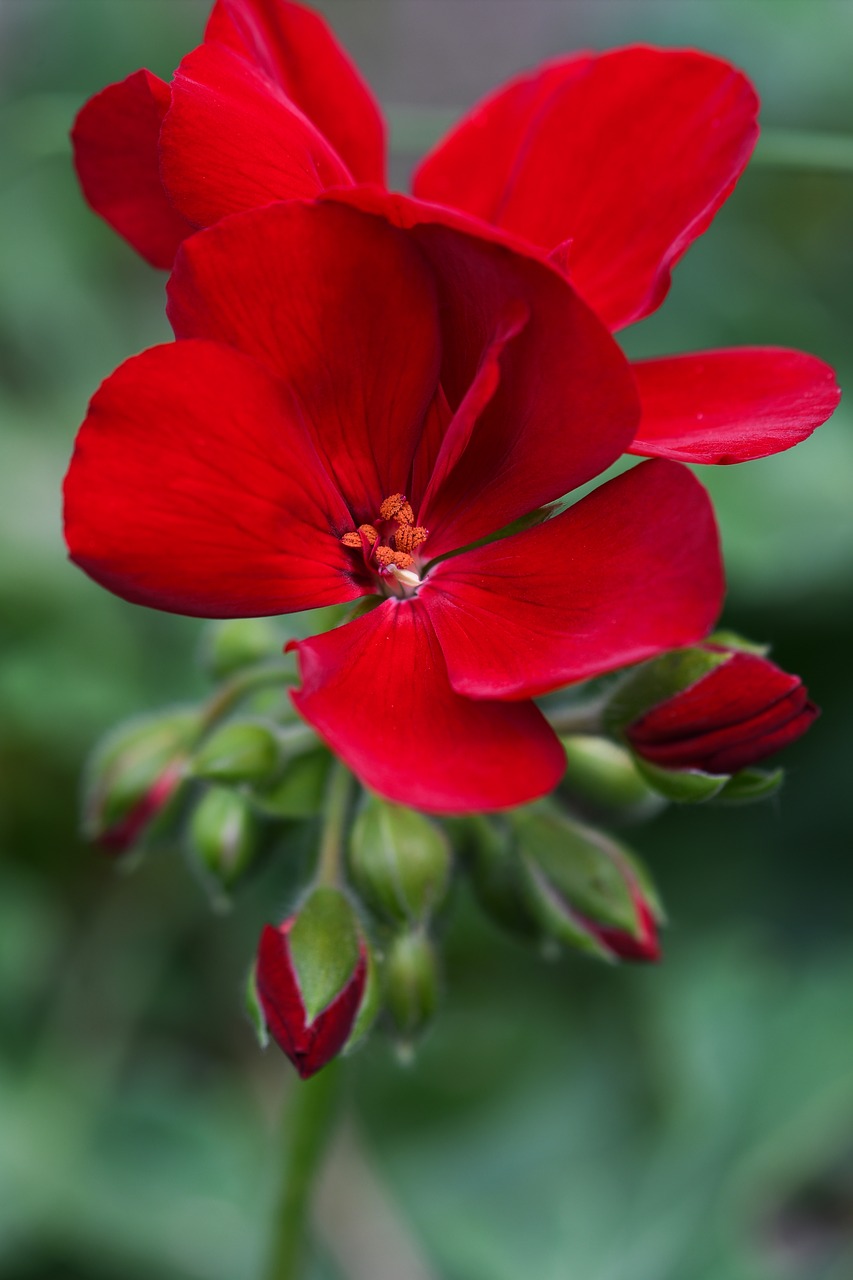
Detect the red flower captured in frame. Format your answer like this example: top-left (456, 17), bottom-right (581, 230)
top-left (625, 650), bottom-right (819, 776)
top-left (72, 1), bottom-right (840, 465)
top-left (64, 202), bottom-right (724, 811)
top-left (256, 919), bottom-right (367, 1079)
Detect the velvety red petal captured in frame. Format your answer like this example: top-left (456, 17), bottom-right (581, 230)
top-left (630, 348), bottom-right (841, 464)
top-left (168, 201), bottom-right (441, 524)
top-left (72, 70), bottom-right (194, 268)
top-left (409, 221), bottom-right (639, 556)
top-left (627, 652), bottom-right (819, 773)
top-left (422, 459), bottom-right (724, 700)
top-left (160, 42), bottom-right (352, 230)
top-left (205, 0), bottom-right (385, 184)
top-left (290, 601), bottom-right (565, 813)
top-left (63, 341), bottom-right (362, 617)
top-left (413, 47), bottom-right (759, 330)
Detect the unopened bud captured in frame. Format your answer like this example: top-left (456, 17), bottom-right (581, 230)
top-left (349, 796), bottom-right (451, 924)
top-left (461, 816), bottom-right (541, 940)
top-left (187, 785), bottom-right (259, 893)
top-left (202, 618), bottom-right (282, 680)
top-left (560, 736), bottom-right (665, 824)
top-left (192, 720), bottom-right (280, 784)
top-left (252, 888), bottom-right (370, 1078)
top-left (513, 806), bottom-right (663, 963)
top-left (83, 708), bottom-right (198, 855)
top-left (384, 929), bottom-right (439, 1042)
top-left (610, 645), bottom-right (818, 785)
top-left (251, 748), bottom-right (331, 820)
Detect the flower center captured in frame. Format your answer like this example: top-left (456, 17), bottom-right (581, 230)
top-left (340, 493), bottom-right (429, 593)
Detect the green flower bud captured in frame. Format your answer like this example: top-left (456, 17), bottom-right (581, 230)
top-left (384, 929), bottom-right (439, 1042)
top-left (192, 720), bottom-right (280, 784)
top-left (349, 796), bottom-right (451, 924)
top-left (461, 816), bottom-right (541, 939)
top-left (83, 707), bottom-right (199, 854)
top-left (513, 806), bottom-right (663, 963)
top-left (560, 736), bottom-right (665, 824)
top-left (187, 785), bottom-right (259, 895)
top-left (202, 618), bottom-right (282, 680)
top-left (252, 748), bottom-right (331, 820)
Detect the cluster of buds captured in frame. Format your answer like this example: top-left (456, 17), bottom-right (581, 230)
top-left (82, 618), bottom-right (817, 1080)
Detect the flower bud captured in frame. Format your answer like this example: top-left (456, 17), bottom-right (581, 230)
top-left (611, 646), bottom-right (818, 779)
top-left (192, 720), bottom-right (280, 784)
top-left (187, 785), bottom-right (259, 895)
top-left (251, 748), bottom-right (331, 820)
top-left (384, 928), bottom-right (439, 1042)
top-left (513, 807), bottom-right (663, 963)
top-left (460, 816), bottom-right (541, 940)
top-left (253, 887), bottom-right (369, 1078)
top-left (349, 796), bottom-right (451, 924)
top-left (560, 736), bottom-right (665, 825)
top-left (201, 618), bottom-right (282, 680)
top-left (83, 708), bottom-right (198, 854)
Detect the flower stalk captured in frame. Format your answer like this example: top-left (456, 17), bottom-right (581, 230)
top-left (315, 761), bottom-right (354, 888)
top-left (264, 1061), bottom-right (343, 1280)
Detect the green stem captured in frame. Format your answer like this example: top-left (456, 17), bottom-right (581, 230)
top-left (263, 1062), bottom-right (343, 1280)
top-left (201, 661), bottom-right (299, 731)
top-left (315, 761), bottom-right (353, 887)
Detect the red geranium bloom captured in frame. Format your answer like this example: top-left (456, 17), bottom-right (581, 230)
top-left (64, 202), bottom-right (724, 812)
top-left (72, 0), bottom-right (840, 466)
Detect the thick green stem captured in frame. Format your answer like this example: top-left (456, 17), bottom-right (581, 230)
top-left (754, 128), bottom-right (853, 174)
top-left (315, 761), bottom-right (353, 887)
top-left (263, 1062), bottom-right (343, 1280)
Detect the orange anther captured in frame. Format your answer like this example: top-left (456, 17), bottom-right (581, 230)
top-left (379, 493), bottom-right (413, 523)
top-left (375, 546), bottom-right (414, 570)
top-left (395, 524), bottom-right (428, 553)
top-left (358, 523), bottom-right (379, 544)
top-left (340, 532), bottom-right (362, 548)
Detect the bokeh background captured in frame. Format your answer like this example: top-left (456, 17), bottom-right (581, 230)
top-left (2, 1), bottom-right (853, 1277)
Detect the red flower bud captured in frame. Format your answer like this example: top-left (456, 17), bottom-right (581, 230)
top-left (255, 889), bottom-right (368, 1079)
top-left (625, 650), bottom-right (819, 776)
top-left (585, 895), bottom-right (660, 963)
top-left (98, 762), bottom-right (183, 855)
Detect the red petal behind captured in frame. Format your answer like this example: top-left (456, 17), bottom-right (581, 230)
top-left (630, 348), bottom-right (841, 464)
top-left (415, 47), bottom-right (759, 330)
top-left (72, 69), bottom-right (194, 268)
top-left (206, 0), bottom-right (386, 184)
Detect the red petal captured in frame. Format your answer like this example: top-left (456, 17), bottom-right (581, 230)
top-left (627, 652), bottom-right (819, 774)
top-left (168, 201), bottom-right (442, 523)
top-left (408, 221), bottom-right (639, 556)
top-left (630, 348), bottom-right (841, 464)
top-left (422, 460), bottom-right (724, 699)
top-left (205, 0), bottom-right (385, 184)
top-left (414, 47), bottom-right (759, 330)
top-left (63, 341), bottom-right (361, 617)
top-left (72, 70), bottom-right (194, 268)
top-left (159, 42), bottom-right (352, 230)
top-left (290, 601), bottom-right (565, 813)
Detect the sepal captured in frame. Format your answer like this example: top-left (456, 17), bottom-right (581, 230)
top-left (192, 720), bottom-right (280, 784)
top-left (384, 928), bottom-right (440, 1046)
top-left (186, 785), bottom-right (259, 902)
top-left (560, 735), bottom-right (665, 824)
top-left (202, 618), bottom-right (283, 679)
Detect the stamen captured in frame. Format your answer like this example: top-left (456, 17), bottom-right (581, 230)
top-left (375, 546), bottom-right (414, 570)
top-left (340, 523), bottom-right (378, 549)
top-left (378, 494), bottom-right (414, 525)
top-left (395, 524), bottom-right (428, 554)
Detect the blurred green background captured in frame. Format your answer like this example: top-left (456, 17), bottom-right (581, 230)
top-left (1, 1), bottom-right (852, 1277)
